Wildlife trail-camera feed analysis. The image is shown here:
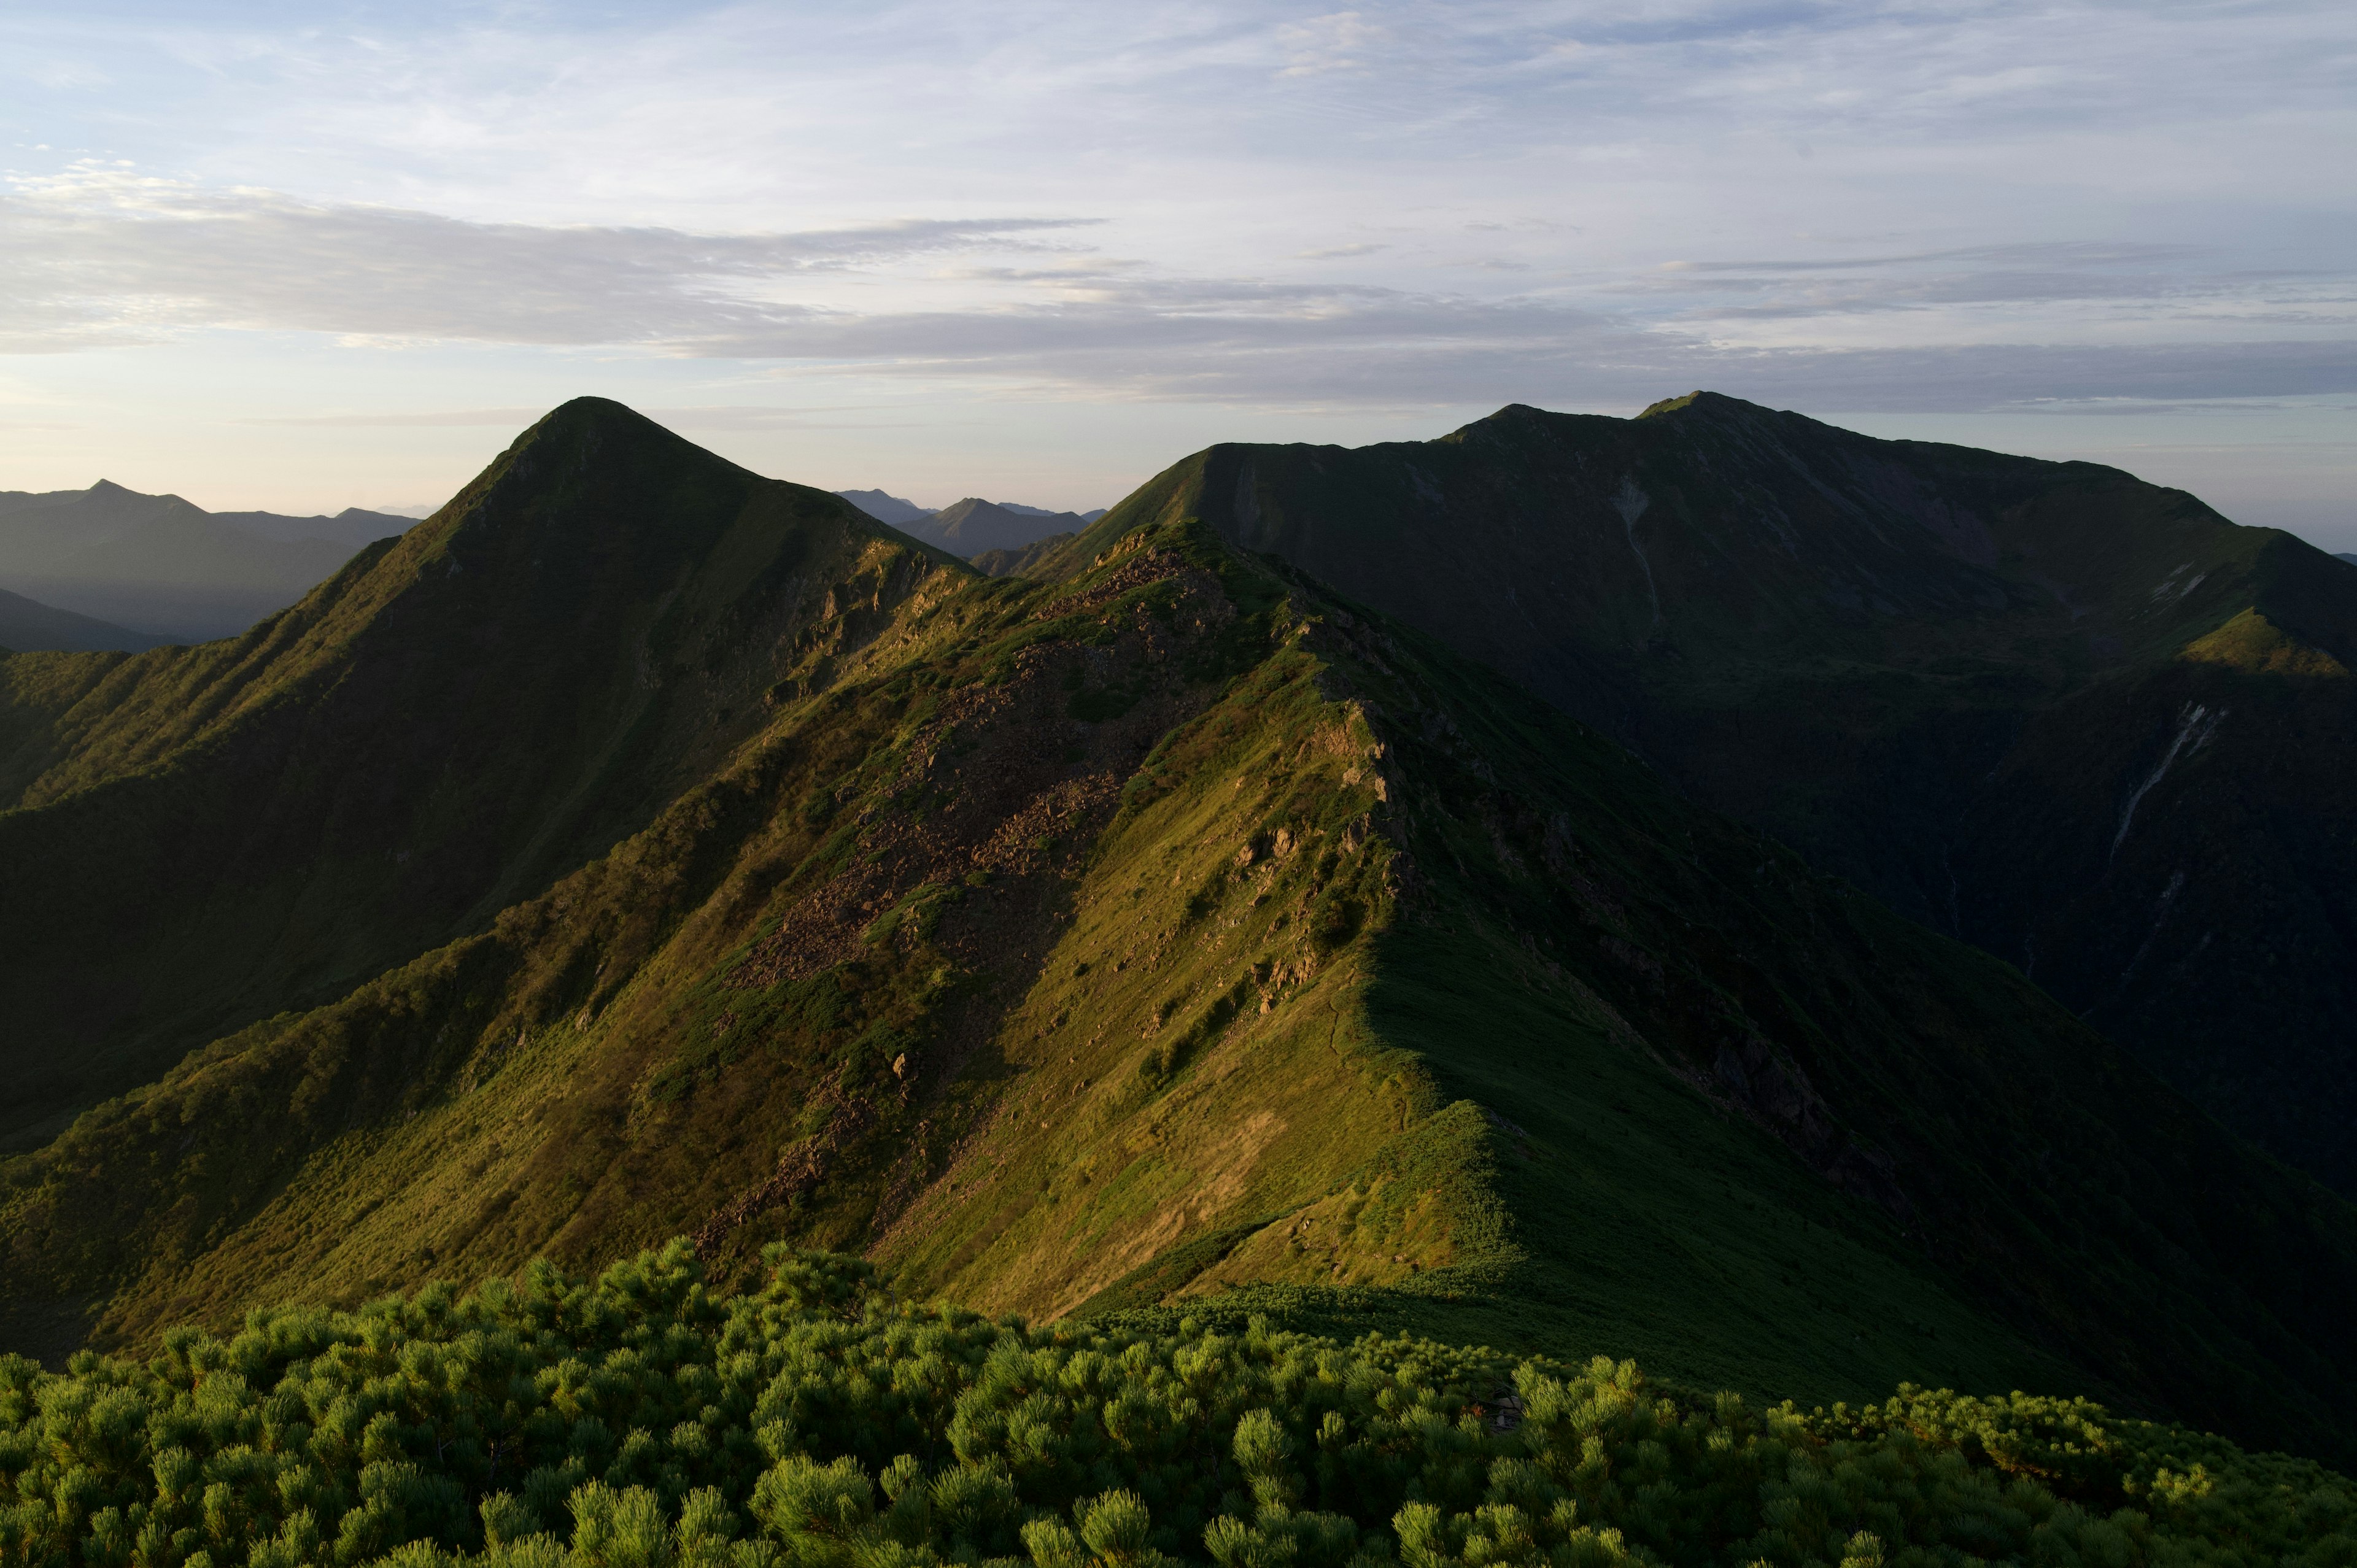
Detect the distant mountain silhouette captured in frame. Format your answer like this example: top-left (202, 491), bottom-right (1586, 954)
top-left (916, 497), bottom-right (1093, 552)
top-left (0, 585), bottom-right (169, 653)
top-left (839, 489), bottom-right (1105, 543)
top-left (835, 489), bottom-right (935, 527)
top-left (0, 482), bottom-right (413, 639)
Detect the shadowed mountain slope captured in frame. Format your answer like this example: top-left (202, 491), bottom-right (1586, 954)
top-left (969, 531), bottom-right (1076, 577)
top-left (0, 585), bottom-right (168, 654)
top-left (2, 404), bottom-right (2355, 1468)
top-left (1038, 395), bottom-right (2357, 1191)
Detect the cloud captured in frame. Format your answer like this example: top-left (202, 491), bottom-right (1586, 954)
top-left (1275, 10), bottom-right (1386, 77)
top-left (0, 166), bottom-right (1091, 352)
top-left (4, 163), bottom-right (2355, 421)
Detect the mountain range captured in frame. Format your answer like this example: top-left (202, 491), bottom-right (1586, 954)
top-left (0, 481), bottom-right (413, 641)
top-left (838, 489), bottom-right (1107, 554)
top-left (2, 398), bottom-right (2354, 1477)
top-left (1034, 393), bottom-right (2357, 1192)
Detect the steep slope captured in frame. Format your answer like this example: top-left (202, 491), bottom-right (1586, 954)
top-left (1039, 396), bottom-right (2357, 1190)
top-left (0, 482), bottom-right (409, 637)
top-left (3, 410), bottom-right (2355, 1468)
top-left (0, 587), bottom-right (167, 653)
top-left (0, 400), bottom-right (960, 1156)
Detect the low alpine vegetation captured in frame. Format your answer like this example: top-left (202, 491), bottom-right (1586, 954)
top-left (4, 1246), bottom-right (2351, 1568)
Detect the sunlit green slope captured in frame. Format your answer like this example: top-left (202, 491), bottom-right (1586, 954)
top-left (2, 403), bottom-right (2353, 1472)
top-left (1029, 394), bottom-right (2357, 1192)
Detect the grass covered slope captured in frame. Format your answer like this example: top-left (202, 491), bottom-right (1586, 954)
top-left (878, 517), bottom-right (2357, 1461)
top-left (0, 399), bottom-right (961, 1157)
top-left (1042, 397), bottom-right (2357, 1192)
top-left (4, 1247), bottom-right (2355, 1568)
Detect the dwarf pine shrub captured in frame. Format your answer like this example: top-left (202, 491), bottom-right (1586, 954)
top-left (2, 1244), bottom-right (2351, 1568)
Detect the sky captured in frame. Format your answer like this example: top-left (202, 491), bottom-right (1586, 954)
top-left (2, 1), bottom-right (2353, 547)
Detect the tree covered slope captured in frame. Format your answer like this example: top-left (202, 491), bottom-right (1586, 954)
top-left (1037, 395), bottom-right (2357, 1191)
top-left (2, 403), bottom-right (2353, 1475)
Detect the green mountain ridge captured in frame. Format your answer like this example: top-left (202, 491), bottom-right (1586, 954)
top-left (3, 400), bottom-right (2355, 1476)
top-left (1031, 394), bottom-right (2357, 1191)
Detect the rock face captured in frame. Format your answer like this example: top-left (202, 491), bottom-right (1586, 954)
top-left (6, 400), bottom-right (2357, 1469)
top-left (1060, 393), bottom-right (2357, 1192)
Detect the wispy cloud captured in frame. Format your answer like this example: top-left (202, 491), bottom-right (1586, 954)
top-left (0, 166), bottom-right (1089, 352)
top-left (1276, 11), bottom-right (1386, 77)
top-left (4, 162), bottom-right (2353, 418)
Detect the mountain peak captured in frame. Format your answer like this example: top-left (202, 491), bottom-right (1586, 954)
top-left (513, 395), bottom-right (702, 455)
top-left (1635, 389), bottom-right (1776, 421)
top-left (538, 393), bottom-right (657, 427)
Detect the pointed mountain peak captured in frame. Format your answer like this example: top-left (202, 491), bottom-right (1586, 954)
top-left (506, 396), bottom-right (726, 463)
top-left (433, 399), bottom-right (766, 548)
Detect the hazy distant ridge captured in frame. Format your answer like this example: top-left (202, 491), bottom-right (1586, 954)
top-left (837, 488), bottom-right (1106, 552)
top-left (0, 481), bottom-right (412, 639)
top-left (0, 585), bottom-right (168, 653)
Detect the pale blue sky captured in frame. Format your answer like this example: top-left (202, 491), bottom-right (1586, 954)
top-left (3, 1), bottom-right (2353, 544)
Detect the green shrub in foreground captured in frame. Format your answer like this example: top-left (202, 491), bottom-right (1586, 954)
top-left (2, 1244), bottom-right (2351, 1568)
